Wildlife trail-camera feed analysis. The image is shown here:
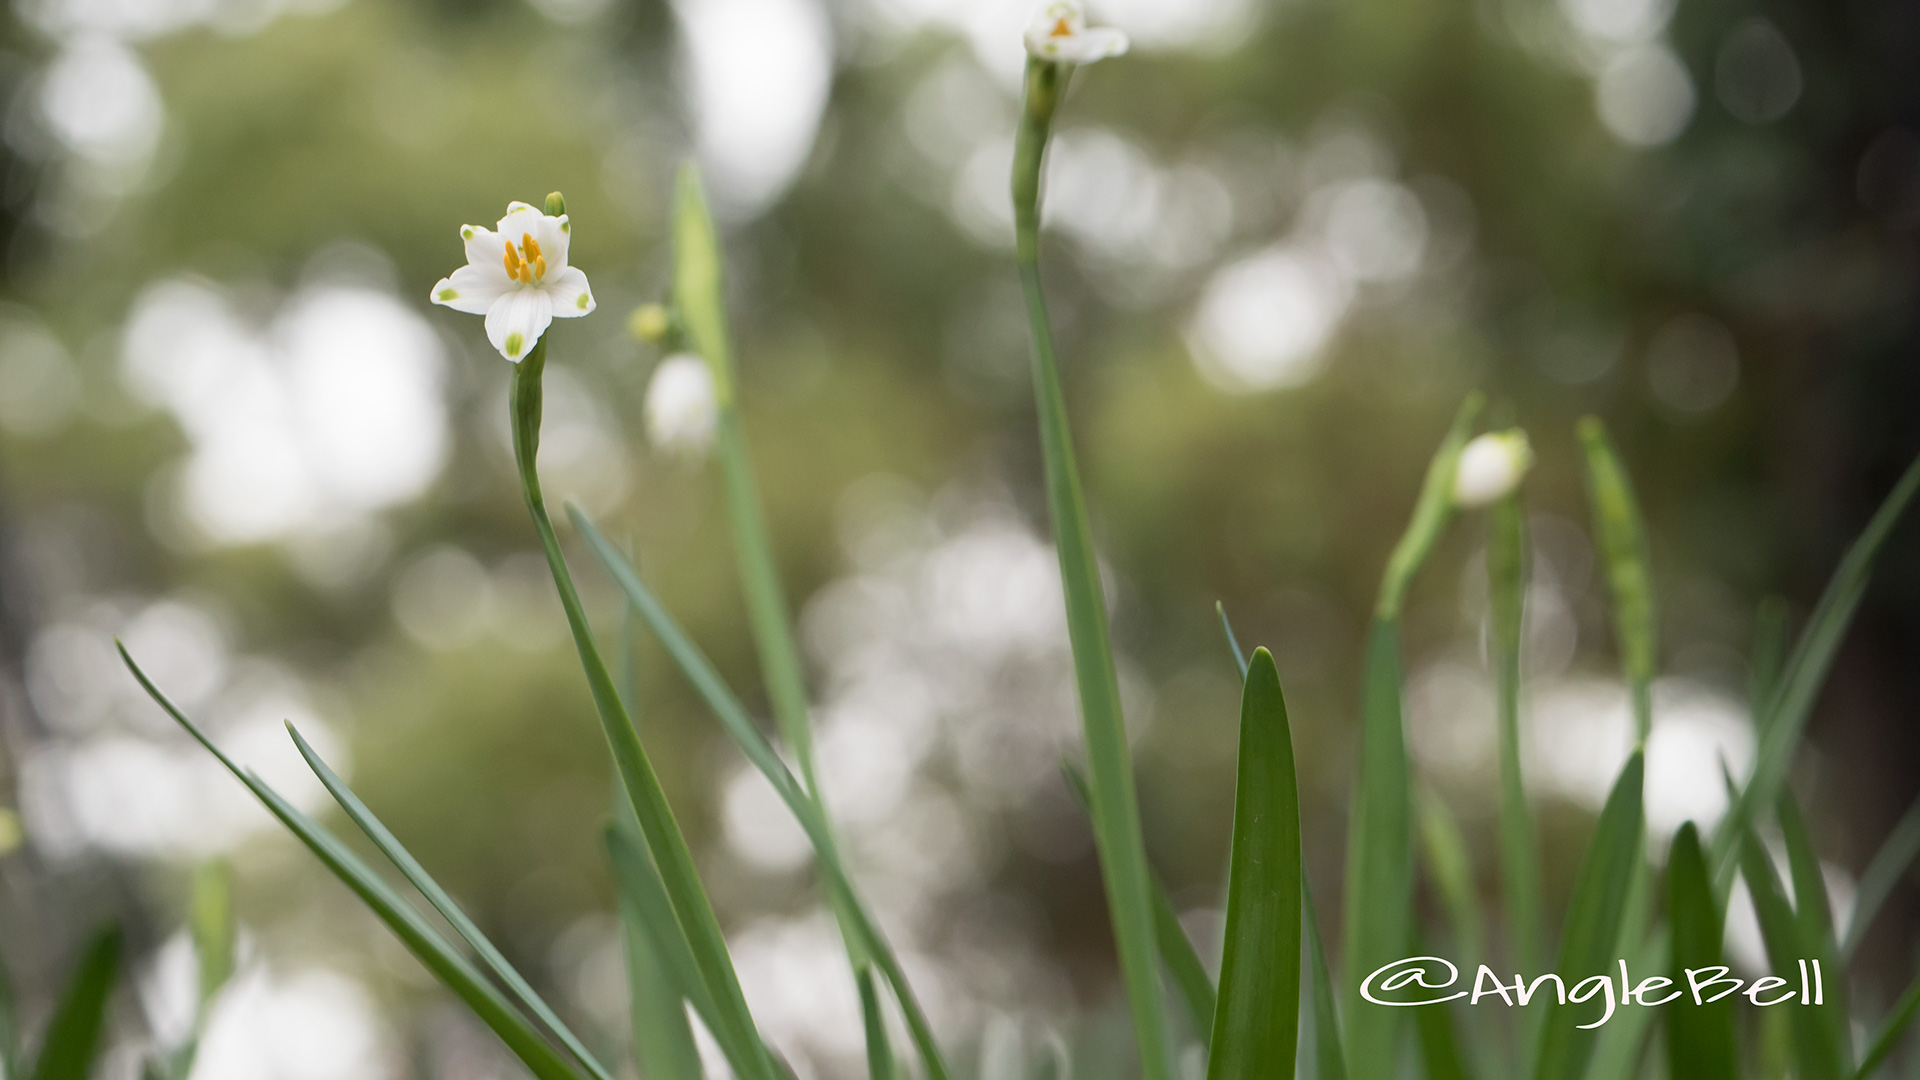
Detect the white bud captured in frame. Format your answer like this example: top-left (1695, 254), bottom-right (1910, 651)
top-left (1453, 430), bottom-right (1533, 508)
top-left (1024, 1), bottom-right (1130, 64)
top-left (644, 354), bottom-right (718, 456)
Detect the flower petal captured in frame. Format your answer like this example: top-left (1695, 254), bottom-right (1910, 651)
top-left (496, 204), bottom-right (547, 245)
top-left (484, 288), bottom-right (555, 362)
top-left (535, 214), bottom-right (571, 274)
top-left (461, 224), bottom-right (506, 270)
top-left (432, 264), bottom-right (514, 315)
top-left (1073, 26), bottom-right (1129, 60)
top-left (543, 266), bottom-right (595, 318)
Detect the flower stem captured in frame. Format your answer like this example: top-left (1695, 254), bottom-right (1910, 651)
top-left (509, 337), bottom-right (780, 1080)
top-left (1013, 56), bottom-right (1173, 1080)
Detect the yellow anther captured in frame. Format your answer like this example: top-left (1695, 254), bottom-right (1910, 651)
top-left (1051, 15), bottom-right (1072, 36)
top-left (522, 233), bottom-right (546, 282)
top-left (503, 242), bottom-right (522, 280)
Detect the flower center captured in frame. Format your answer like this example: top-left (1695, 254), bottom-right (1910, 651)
top-left (1050, 15), bottom-right (1074, 36)
top-left (502, 232), bottom-right (547, 285)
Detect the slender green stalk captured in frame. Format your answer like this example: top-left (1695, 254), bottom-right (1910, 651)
top-left (27, 927), bottom-right (120, 1080)
top-left (1012, 56), bottom-right (1171, 1080)
top-left (1843, 792), bottom-right (1920, 961)
top-left (1665, 823), bottom-right (1737, 1080)
top-left (509, 338), bottom-right (779, 1080)
top-left (1344, 397), bottom-right (1478, 1080)
top-left (1488, 495), bottom-right (1544, 979)
top-left (1858, 974), bottom-right (1920, 1079)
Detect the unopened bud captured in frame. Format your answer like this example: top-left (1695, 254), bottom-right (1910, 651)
top-left (1453, 430), bottom-right (1533, 508)
top-left (629, 303), bottom-right (672, 344)
top-left (645, 354), bottom-right (719, 456)
top-left (544, 191), bottom-right (567, 217)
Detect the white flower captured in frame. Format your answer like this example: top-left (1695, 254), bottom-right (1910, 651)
top-left (430, 201), bottom-right (596, 362)
top-left (1453, 430), bottom-right (1534, 508)
top-left (1024, 1), bottom-right (1130, 64)
top-left (644, 354), bottom-right (719, 455)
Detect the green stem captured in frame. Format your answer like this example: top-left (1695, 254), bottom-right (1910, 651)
top-left (1013, 56), bottom-right (1173, 1080)
top-left (509, 338), bottom-right (779, 1080)
top-left (1489, 496), bottom-right (1544, 975)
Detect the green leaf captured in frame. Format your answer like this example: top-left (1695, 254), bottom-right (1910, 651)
top-left (1488, 494), bottom-right (1545, 979)
top-left (1216, 602), bottom-right (1248, 680)
top-left (1206, 648), bottom-right (1302, 1079)
top-left (27, 926), bottom-right (120, 1080)
top-left (1299, 875), bottom-right (1346, 1080)
top-left (1576, 417), bottom-right (1657, 745)
top-left (1417, 787), bottom-right (1485, 967)
top-left (1774, 792), bottom-right (1852, 1074)
top-left (1014, 265), bottom-right (1172, 1080)
top-left (571, 507), bottom-right (953, 1080)
top-left (1738, 822), bottom-right (1849, 1080)
top-left (1726, 449), bottom-right (1920, 871)
top-left (120, 645), bottom-right (592, 1080)
top-left (671, 163), bottom-right (735, 408)
top-left (859, 967), bottom-right (896, 1080)
top-left (1856, 973), bottom-right (1920, 1079)
top-left (604, 824), bottom-right (728, 1054)
top-left (189, 860), bottom-right (235, 1010)
top-left (1342, 619), bottom-right (1414, 1080)
top-left (1531, 751), bottom-right (1644, 1080)
top-left (1748, 596), bottom-right (1790, 726)
top-left (1, 939), bottom-right (19, 1080)
top-left (284, 724), bottom-right (612, 1080)
top-left (1060, 762), bottom-right (1216, 1043)
top-left (1344, 398), bottom-right (1479, 1080)
top-left (508, 344), bottom-right (780, 1080)
top-left (1413, 992), bottom-right (1474, 1080)
top-left (621, 885), bottom-right (703, 1080)
top-left (1842, 792), bottom-right (1920, 962)
top-left (1665, 822), bottom-right (1737, 1080)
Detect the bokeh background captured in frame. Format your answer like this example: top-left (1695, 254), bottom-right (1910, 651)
top-left (0, 0), bottom-right (1916, 1075)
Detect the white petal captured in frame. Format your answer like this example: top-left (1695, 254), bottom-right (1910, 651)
top-left (461, 224), bottom-right (505, 270)
top-left (432, 264), bottom-right (514, 315)
top-left (484, 288), bottom-right (555, 362)
top-left (496, 204), bottom-right (547, 245)
top-left (542, 266), bottom-right (595, 318)
top-left (1072, 26), bottom-right (1129, 60)
top-left (535, 214), bottom-right (571, 274)
top-left (645, 354), bottom-right (718, 454)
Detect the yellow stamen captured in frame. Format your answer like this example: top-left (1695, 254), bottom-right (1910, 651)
top-left (503, 242), bottom-right (522, 280)
top-left (522, 233), bottom-right (546, 281)
top-left (1051, 15), bottom-right (1073, 36)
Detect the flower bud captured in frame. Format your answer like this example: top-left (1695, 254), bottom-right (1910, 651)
top-left (1453, 430), bottom-right (1533, 508)
top-left (544, 191), bottom-right (567, 217)
top-left (644, 353), bottom-right (719, 456)
top-left (629, 303), bottom-right (672, 344)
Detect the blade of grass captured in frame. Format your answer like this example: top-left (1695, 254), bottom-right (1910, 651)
top-left (1858, 973), bottom-right (1920, 1079)
top-left (1779, 794), bottom-right (1848, 1022)
top-left (604, 823), bottom-right (728, 1051)
top-left (859, 967), bottom-right (896, 1080)
top-left (622, 888), bottom-right (703, 1080)
top-left (26, 926), bottom-right (120, 1080)
top-left (1749, 597), bottom-right (1790, 726)
top-left (1061, 762), bottom-right (1216, 1042)
top-left (1300, 874), bottom-right (1347, 1080)
top-left (1665, 822), bottom-right (1737, 1080)
top-left (120, 645), bottom-right (591, 1080)
top-left (285, 724), bottom-right (613, 1080)
top-left (1345, 396), bottom-right (1480, 1080)
top-left (1842, 792), bottom-right (1920, 962)
top-left (1206, 648), bottom-right (1302, 1079)
top-left (1531, 752), bottom-right (1644, 1080)
top-left (1417, 787), bottom-right (1485, 967)
top-left (1413, 989), bottom-right (1474, 1080)
top-left (1724, 450), bottom-right (1920, 872)
top-left (1014, 57), bottom-right (1171, 1080)
top-left (1576, 418), bottom-right (1656, 745)
top-left (1, 939), bottom-right (18, 1079)
top-left (572, 507), bottom-right (952, 1080)
top-left (1740, 822), bottom-right (1849, 1080)
top-left (509, 340), bottom-right (779, 1080)
top-left (1216, 602), bottom-right (1248, 680)
top-left (1488, 494), bottom-right (1545, 980)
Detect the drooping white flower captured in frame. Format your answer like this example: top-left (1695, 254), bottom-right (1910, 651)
top-left (430, 201), bottom-right (596, 362)
top-left (1024, 1), bottom-right (1130, 64)
top-left (644, 354), bottom-right (719, 455)
top-left (1453, 430), bottom-right (1534, 508)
